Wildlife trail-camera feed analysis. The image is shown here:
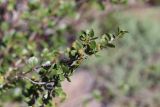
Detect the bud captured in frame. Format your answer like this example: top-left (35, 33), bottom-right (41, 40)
top-left (42, 61), bottom-right (52, 70)
top-left (45, 82), bottom-right (55, 90)
top-left (27, 56), bottom-right (39, 67)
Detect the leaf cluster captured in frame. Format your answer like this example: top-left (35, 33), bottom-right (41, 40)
top-left (0, 28), bottom-right (127, 106)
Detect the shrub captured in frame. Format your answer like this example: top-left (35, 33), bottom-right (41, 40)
top-left (0, 0), bottom-right (128, 106)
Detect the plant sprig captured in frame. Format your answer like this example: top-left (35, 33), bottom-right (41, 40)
top-left (0, 28), bottom-right (127, 106)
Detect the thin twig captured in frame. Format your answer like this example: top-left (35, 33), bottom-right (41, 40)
top-left (23, 77), bottom-right (46, 85)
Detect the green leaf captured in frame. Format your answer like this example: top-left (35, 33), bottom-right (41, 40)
top-left (72, 41), bottom-right (83, 49)
top-left (59, 74), bottom-right (65, 81)
top-left (107, 43), bottom-right (115, 48)
top-left (117, 27), bottom-right (128, 38)
top-left (52, 64), bottom-right (63, 75)
top-left (106, 33), bottom-right (111, 40)
top-left (55, 87), bottom-right (64, 96)
top-left (88, 29), bottom-right (94, 37)
top-left (66, 76), bottom-right (71, 82)
top-left (70, 50), bottom-right (77, 56)
top-left (90, 41), bottom-right (96, 49)
top-left (79, 31), bottom-right (87, 41)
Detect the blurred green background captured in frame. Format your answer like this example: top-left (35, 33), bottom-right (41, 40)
top-left (0, 0), bottom-right (160, 107)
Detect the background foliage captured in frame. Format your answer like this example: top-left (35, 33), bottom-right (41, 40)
top-left (0, 0), bottom-right (160, 107)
